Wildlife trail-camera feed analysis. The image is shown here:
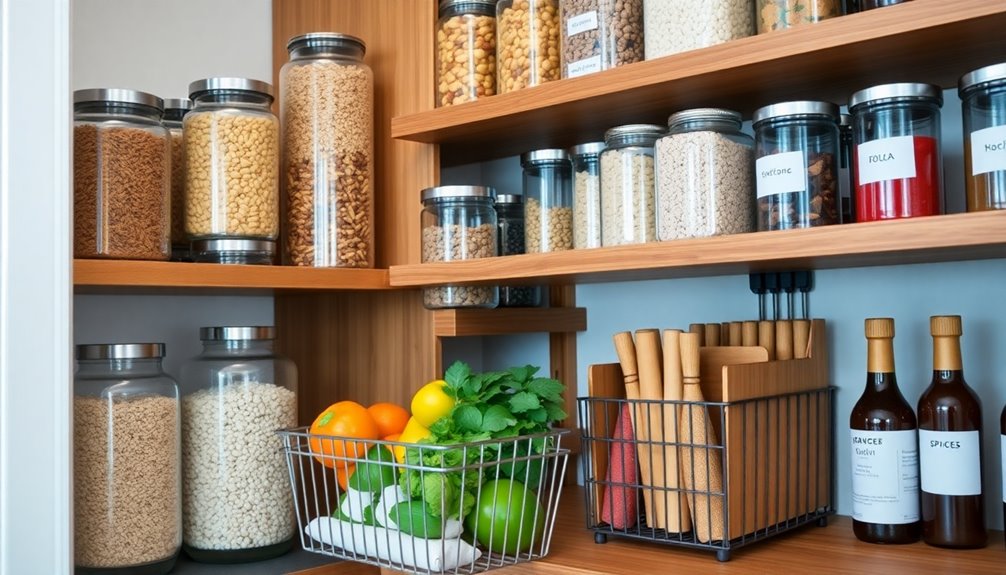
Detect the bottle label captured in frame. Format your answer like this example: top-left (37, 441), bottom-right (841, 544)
top-left (567, 11), bottom-right (598, 36)
top-left (1001, 434), bottom-right (1005, 503)
top-left (567, 56), bottom-right (602, 78)
top-left (919, 429), bottom-right (982, 496)
top-left (850, 429), bottom-right (920, 524)
top-left (857, 136), bottom-right (917, 185)
top-left (970, 125), bottom-right (1006, 176)
top-left (756, 151), bottom-right (806, 198)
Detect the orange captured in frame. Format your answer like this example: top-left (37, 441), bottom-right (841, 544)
top-left (367, 402), bottom-right (410, 438)
top-left (383, 433), bottom-right (400, 442)
top-left (337, 464), bottom-right (355, 491)
top-left (309, 401), bottom-right (380, 469)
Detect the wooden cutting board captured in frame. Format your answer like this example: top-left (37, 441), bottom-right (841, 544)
top-left (587, 363), bottom-right (626, 518)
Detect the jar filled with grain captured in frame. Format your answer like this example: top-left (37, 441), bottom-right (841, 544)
top-left (184, 78), bottom-right (279, 258)
top-left (438, 0), bottom-right (497, 106)
top-left (421, 186), bottom-right (500, 309)
top-left (600, 124), bottom-right (665, 245)
top-left (522, 149), bottom-right (573, 252)
top-left (756, 0), bottom-right (840, 34)
top-left (495, 194), bottom-right (542, 307)
top-left (192, 238), bottom-right (276, 265)
top-left (163, 98), bottom-right (192, 261)
top-left (74, 343), bottom-right (181, 574)
top-left (559, 0), bottom-right (644, 79)
top-left (960, 62), bottom-right (1006, 212)
top-left (496, 0), bottom-right (561, 93)
top-left (855, 0), bottom-right (911, 10)
top-left (752, 101), bottom-right (841, 230)
top-left (281, 33), bottom-right (375, 268)
top-left (73, 88), bottom-right (171, 261)
top-left (655, 108), bottom-right (755, 240)
top-left (644, 0), bottom-right (754, 60)
top-left (571, 141), bottom-right (605, 249)
top-left (180, 326), bottom-right (298, 563)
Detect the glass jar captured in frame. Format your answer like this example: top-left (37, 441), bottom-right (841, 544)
top-left (281, 33), bottom-right (375, 268)
top-left (180, 327), bottom-right (298, 563)
top-left (522, 149), bottom-right (573, 252)
top-left (73, 89), bottom-right (171, 261)
top-left (571, 141), bottom-right (605, 249)
top-left (191, 238), bottom-right (276, 265)
top-left (600, 124), bottom-right (665, 245)
top-left (644, 0), bottom-right (754, 60)
top-left (495, 194), bottom-right (542, 307)
top-left (752, 101), bottom-right (841, 230)
top-left (421, 186), bottom-right (500, 309)
top-left (184, 78), bottom-right (279, 253)
top-left (74, 343), bottom-right (181, 575)
top-left (849, 83), bottom-right (943, 222)
top-left (856, 0), bottom-right (911, 10)
top-left (655, 108), bottom-right (755, 240)
top-left (756, 0), bottom-right (840, 34)
top-left (960, 62), bottom-right (1006, 212)
top-left (560, 0), bottom-right (644, 79)
top-left (496, 0), bottom-right (561, 93)
top-left (164, 99), bottom-right (192, 261)
top-left (839, 113), bottom-right (856, 223)
top-left (438, 0), bottom-right (497, 106)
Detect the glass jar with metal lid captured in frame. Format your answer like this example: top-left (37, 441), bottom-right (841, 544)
top-left (959, 62), bottom-right (1006, 212)
top-left (421, 185), bottom-right (499, 309)
top-left (281, 33), bottom-right (375, 268)
top-left (655, 108), bottom-right (755, 240)
top-left (849, 83), bottom-right (943, 222)
top-left (522, 149), bottom-right (573, 252)
top-left (74, 343), bottom-right (181, 574)
top-left (752, 101), bottom-right (841, 231)
top-left (438, 0), bottom-right (497, 106)
top-left (856, 0), bottom-right (911, 10)
top-left (644, 0), bottom-right (754, 60)
top-left (183, 78), bottom-right (279, 254)
top-left (839, 113), bottom-right (856, 223)
top-left (571, 141), bottom-right (605, 249)
top-left (600, 124), bottom-right (665, 245)
top-left (73, 88), bottom-right (171, 261)
top-left (560, 0), bottom-right (644, 79)
top-left (495, 194), bottom-right (542, 307)
top-left (163, 98), bottom-right (192, 261)
top-left (192, 238), bottom-right (275, 265)
top-left (496, 0), bottom-right (561, 93)
top-left (756, 0), bottom-right (840, 34)
top-left (180, 326), bottom-right (298, 563)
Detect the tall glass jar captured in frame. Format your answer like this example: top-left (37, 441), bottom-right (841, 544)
top-left (184, 78), bottom-right (279, 256)
top-left (180, 327), bottom-right (298, 563)
top-left (495, 194), bottom-right (542, 307)
top-left (756, 0), bottom-right (840, 34)
top-left (522, 149), bottom-right (573, 252)
top-left (73, 88), bottom-right (170, 261)
top-left (163, 98), bottom-right (192, 261)
top-left (496, 0), bottom-right (561, 93)
top-left (421, 186), bottom-right (500, 309)
top-left (571, 141), bottom-right (605, 249)
top-left (839, 113), bottom-right (856, 223)
top-left (656, 108), bottom-right (755, 240)
top-left (644, 0), bottom-right (754, 60)
top-left (600, 124), bottom-right (665, 245)
top-left (752, 101), bottom-right (841, 230)
top-left (960, 62), bottom-right (1006, 212)
top-left (856, 0), bottom-right (911, 10)
top-left (560, 0), bottom-right (644, 79)
top-left (849, 83), bottom-right (943, 222)
top-left (438, 0), bottom-right (497, 106)
top-left (74, 343), bottom-right (181, 575)
top-left (281, 33), bottom-right (375, 268)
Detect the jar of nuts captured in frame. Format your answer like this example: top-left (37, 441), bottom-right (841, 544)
top-left (163, 98), bottom-right (192, 261)
top-left (644, 0), bottom-right (755, 60)
top-left (752, 101), bottom-right (842, 231)
top-left (571, 141), bottom-right (605, 249)
top-left (421, 186), bottom-right (500, 309)
top-left (184, 78), bottom-right (279, 258)
top-left (522, 149), bottom-right (574, 252)
top-left (600, 124), bottom-right (665, 246)
top-left (438, 0), bottom-right (497, 106)
top-left (495, 194), bottom-right (542, 307)
top-left (756, 0), bottom-right (840, 34)
top-left (496, 0), bottom-right (561, 93)
top-left (281, 33), bottom-right (375, 268)
top-left (559, 0), bottom-right (644, 79)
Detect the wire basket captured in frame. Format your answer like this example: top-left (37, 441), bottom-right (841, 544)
top-left (277, 428), bottom-right (570, 574)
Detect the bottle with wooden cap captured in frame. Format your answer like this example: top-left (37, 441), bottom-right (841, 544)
top-left (849, 318), bottom-right (920, 544)
top-left (917, 315), bottom-right (987, 548)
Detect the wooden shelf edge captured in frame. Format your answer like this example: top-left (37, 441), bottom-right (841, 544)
top-left (433, 307), bottom-right (587, 337)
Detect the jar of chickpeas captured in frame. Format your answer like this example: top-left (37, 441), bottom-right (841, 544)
top-left (438, 0), bottom-right (497, 106)
top-left (496, 0), bottom-right (561, 93)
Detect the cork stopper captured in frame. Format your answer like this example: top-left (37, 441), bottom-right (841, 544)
top-left (865, 318), bottom-right (894, 339)
top-left (930, 315), bottom-right (963, 337)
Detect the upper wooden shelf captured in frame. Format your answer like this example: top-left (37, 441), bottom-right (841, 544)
top-left (392, 0), bottom-right (1006, 166)
top-left (433, 307), bottom-right (587, 337)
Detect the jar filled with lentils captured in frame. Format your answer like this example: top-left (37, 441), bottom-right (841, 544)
top-left (756, 0), bottom-right (840, 34)
top-left (559, 0), bottom-right (643, 79)
top-left (163, 98), bottom-right (192, 261)
top-left (571, 141), bottom-right (604, 249)
top-left (522, 149), bottom-right (573, 252)
top-left (73, 88), bottom-right (170, 261)
top-left (281, 33), bottom-right (374, 268)
top-left (496, 0), bottom-right (561, 93)
top-left (600, 124), bottom-right (665, 246)
top-left (644, 0), bottom-right (754, 60)
top-left (438, 0), bottom-right (497, 106)
top-left (495, 194), bottom-right (541, 307)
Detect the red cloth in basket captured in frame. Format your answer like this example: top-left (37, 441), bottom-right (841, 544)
top-left (600, 403), bottom-right (638, 529)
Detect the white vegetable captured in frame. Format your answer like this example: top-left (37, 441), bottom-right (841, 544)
top-left (373, 483), bottom-right (406, 529)
top-left (339, 487), bottom-right (373, 523)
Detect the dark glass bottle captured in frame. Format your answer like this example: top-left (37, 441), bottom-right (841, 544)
top-left (850, 318), bottom-right (920, 543)
top-left (917, 315), bottom-right (987, 548)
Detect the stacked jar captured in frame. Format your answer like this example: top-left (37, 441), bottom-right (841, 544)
top-left (559, 0), bottom-right (644, 79)
top-left (163, 98), bottom-right (192, 261)
top-left (281, 33), bottom-right (375, 268)
top-left (437, 0), bottom-right (497, 106)
top-left (495, 194), bottom-right (542, 306)
top-left (644, 0), bottom-right (754, 60)
top-left (838, 112), bottom-right (856, 223)
top-left (959, 62), bottom-right (1006, 211)
top-left (571, 141), bottom-right (604, 249)
top-left (855, 0), bottom-right (911, 10)
top-left (600, 124), bottom-right (665, 245)
top-left (756, 0), bottom-right (840, 34)
top-left (73, 88), bottom-right (171, 261)
top-left (522, 149), bottom-right (574, 252)
top-left (496, 0), bottom-right (561, 93)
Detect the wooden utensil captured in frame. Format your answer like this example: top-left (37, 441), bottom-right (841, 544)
top-left (613, 331), bottom-right (654, 525)
top-left (742, 321), bottom-right (759, 347)
top-left (758, 320), bottom-right (776, 360)
top-left (688, 323), bottom-right (705, 344)
top-left (661, 329), bottom-right (690, 533)
top-left (728, 322), bottom-right (743, 346)
top-left (704, 323), bottom-right (721, 347)
top-left (634, 328), bottom-right (665, 529)
top-left (775, 320), bottom-right (794, 361)
top-left (793, 319), bottom-right (811, 359)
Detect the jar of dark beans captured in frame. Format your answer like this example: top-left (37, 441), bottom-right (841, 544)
top-left (495, 194), bottom-right (541, 307)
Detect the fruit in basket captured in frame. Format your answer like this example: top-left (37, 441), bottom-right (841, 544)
top-left (337, 463), bottom-right (355, 491)
top-left (348, 445), bottom-right (397, 493)
top-left (394, 416), bottom-right (431, 463)
top-left (309, 401), bottom-right (380, 469)
top-left (368, 402), bottom-right (410, 437)
top-left (411, 379), bottom-right (455, 428)
top-left (389, 500), bottom-right (445, 538)
top-left (466, 478), bottom-right (545, 555)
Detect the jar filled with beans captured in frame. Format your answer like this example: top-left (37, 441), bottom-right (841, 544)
top-left (496, 0), bottom-right (561, 93)
top-left (495, 194), bottom-right (542, 307)
top-left (600, 124), bottom-right (665, 246)
top-left (644, 0), bottom-right (754, 60)
top-left (559, 0), bottom-right (644, 79)
top-left (571, 141), bottom-right (605, 249)
top-left (163, 98), bottom-right (192, 261)
top-left (756, 0), bottom-right (840, 34)
top-left (438, 0), bottom-right (497, 106)
top-left (522, 149), bottom-right (573, 252)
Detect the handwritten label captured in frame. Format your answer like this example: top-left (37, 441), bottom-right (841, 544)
top-left (567, 11), bottom-right (599, 36)
top-left (970, 124), bottom-right (1006, 176)
top-left (567, 56), bottom-right (602, 78)
top-left (857, 136), bottom-right (917, 185)
top-left (756, 151), bottom-right (806, 198)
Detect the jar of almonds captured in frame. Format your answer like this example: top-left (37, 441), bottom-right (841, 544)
top-left (437, 0), bottom-right (497, 106)
top-left (496, 0), bottom-right (561, 93)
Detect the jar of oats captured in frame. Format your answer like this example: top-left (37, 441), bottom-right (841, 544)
top-left (74, 343), bottom-right (181, 574)
top-left (600, 124), bottom-right (665, 246)
top-left (571, 141), bottom-right (605, 249)
top-left (281, 33), bottom-right (374, 268)
top-left (163, 98), bottom-right (192, 261)
top-left (496, 0), bottom-right (561, 93)
top-left (522, 149), bottom-right (573, 252)
top-left (438, 0), bottom-right (497, 106)
top-left (644, 0), bottom-right (755, 60)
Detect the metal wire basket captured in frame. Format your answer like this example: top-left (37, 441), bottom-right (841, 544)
top-left (277, 428), bottom-right (570, 574)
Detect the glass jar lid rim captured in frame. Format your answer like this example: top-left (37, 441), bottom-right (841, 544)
top-left (752, 101), bottom-right (839, 125)
top-left (73, 88), bottom-right (163, 111)
top-left (163, 98), bottom-right (192, 112)
top-left (192, 238), bottom-right (276, 253)
top-left (188, 77), bottom-right (274, 100)
top-left (604, 124), bottom-right (666, 140)
top-left (200, 326), bottom-right (276, 341)
top-left (848, 82), bottom-right (943, 109)
top-left (495, 193), bottom-right (522, 204)
top-left (421, 185), bottom-right (495, 202)
top-left (439, 0), bottom-right (496, 11)
top-left (570, 141), bottom-right (605, 155)
top-left (839, 112), bottom-right (852, 127)
top-left (76, 343), bottom-right (165, 360)
top-left (667, 108), bottom-right (742, 127)
top-left (959, 62), bottom-right (1006, 93)
top-left (521, 149), bottom-right (570, 165)
top-left (287, 32), bottom-right (367, 55)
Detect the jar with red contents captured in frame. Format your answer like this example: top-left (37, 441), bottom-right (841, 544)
top-left (849, 83), bottom-right (943, 221)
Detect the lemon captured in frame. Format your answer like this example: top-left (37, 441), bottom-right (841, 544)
top-left (394, 416), bottom-right (431, 463)
top-left (410, 379), bottom-right (454, 428)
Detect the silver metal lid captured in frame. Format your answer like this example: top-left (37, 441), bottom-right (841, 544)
top-left (752, 101), bottom-right (840, 125)
top-left (959, 62), bottom-right (1006, 94)
top-left (848, 83), bottom-right (943, 110)
top-left (76, 343), bottom-right (165, 360)
top-left (286, 32), bottom-right (367, 56)
top-left (73, 88), bottom-right (163, 111)
top-left (570, 141), bottom-right (605, 156)
top-left (439, 0), bottom-right (496, 13)
top-left (495, 194), bottom-right (522, 205)
top-left (603, 124), bottom-right (666, 147)
top-left (199, 326), bottom-right (276, 341)
top-left (839, 113), bottom-right (852, 127)
top-left (667, 108), bottom-right (742, 129)
top-left (163, 98), bottom-right (192, 112)
top-left (192, 238), bottom-right (276, 253)
top-left (188, 77), bottom-right (274, 100)
top-left (421, 185), bottom-right (495, 202)
top-left (521, 149), bottom-right (570, 166)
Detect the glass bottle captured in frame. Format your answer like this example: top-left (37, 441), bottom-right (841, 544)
top-left (495, 194), bottom-right (541, 307)
top-left (959, 62), bottom-right (1006, 212)
top-left (496, 0), bottom-right (561, 93)
top-left (849, 318), bottom-right (920, 544)
top-left (571, 141), bottom-right (604, 249)
top-left (917, 315), bottom-right (987, 549)
top-left (560, 0), bottom-right (644, 79)
top-left (600, 124), bottom-right (665, 246)
top-left (522, 149), bottom-right (573, 252)
top-left (437, 0), bottom-right (497, 106)
top-left (756, 0), bottom-right (840, 34)
top-left (163, 98), bottom-right (192, 261)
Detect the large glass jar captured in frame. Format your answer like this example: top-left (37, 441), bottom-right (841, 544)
top-left (495, 194), bottom-right (542, 307)
top-left (655, 108), bottom-right (755, 240)
top-left (281, 33), bottom-right (375, 268)
top-left (74, 343), bottom-right (181, 575)
top-left (644, 0), bottom-right (754, 60)
top-left (849, 83), bottom-right (943, 222)
top-left (163, 98), bottom-right (192, 261)
top-left (856, 0), bottom-right (911, 10)
top-left (752, 101), bottom-right (841, 230)
top-left (438, 0), bottom-right (497, 106)
top-left (496, 0), bottom-right (561, 93)
top-left (522, 149), bottom-right (573, 252)
top-left (756, 0), bottom-right (840, 34)
top-left (571, 141), bottom-right (604, 249)
top-left (839, 112), bottom-right (856, 223)
top-left (600, 124), bottom-right (665, 245)
top-left (73, 88), bottom-right (170, 261)
top-left (180, 327), bottom-right (298, 563)
top-left (960, 62), bottom-right (1006, 212)
top-left (560, 0), bottom-right (644, 79)
top-left (421, 185), bottom-right (500, 309)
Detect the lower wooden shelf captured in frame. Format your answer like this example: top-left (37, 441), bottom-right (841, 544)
top-left (433, 307), bottom-right (587, 337)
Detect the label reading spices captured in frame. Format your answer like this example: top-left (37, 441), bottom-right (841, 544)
top-left (970, 124), bottom-right (1006, 176)
top-left (568, 56), bottom-right (602, 78)
top-left (756, 151), bottom-right (806, 198)
top-left (850, 429), bottom-right (920, 524)
top-left (567, 11), bottom-right (599, 36)
top-left (857, 136), bottom-right (917, 185)
top-left (919, 429), bottom-right (982, 496)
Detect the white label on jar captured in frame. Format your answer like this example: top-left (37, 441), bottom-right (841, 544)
top-left (919, 429), bottom-right (982, 496)
top-left (857, 135), bottom-right (917, 185)
top-left (850, 429), bottom-right (920, 525)
top-left (1001, 434), bottom-right (1006, 503)
top-left (568, 56), bottom-right (602, 78)
top-left (567, 11), bottom-right (598, 36)
top-left (755, 151), bottom-right (806, 198)
top-left (970, 124), bottom-right (1006, 176)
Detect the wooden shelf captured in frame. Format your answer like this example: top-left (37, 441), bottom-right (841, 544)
top-left (433, 307), bottom-right (587, 337)
top-left (391, 0), bottom-right (1006, 166)
top-left (390, 211), bottom-right (1006, 287)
